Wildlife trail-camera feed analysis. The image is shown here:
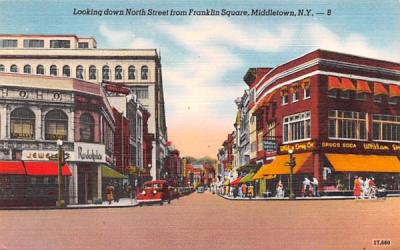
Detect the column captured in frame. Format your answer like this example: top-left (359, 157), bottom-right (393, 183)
top-left (97, 165), bottom-right (102, 200)
top-left (0, 105), bottom-right (7, 139)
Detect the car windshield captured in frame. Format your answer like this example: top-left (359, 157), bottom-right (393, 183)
top-left (145, 183), bottom-right (162, 189)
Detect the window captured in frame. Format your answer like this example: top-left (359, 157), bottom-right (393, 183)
top-left (328, 89), bottom-right (338, 98)
top-left (23, 39), bottom-right (44, 48)
top-left (45, 110), bottom-right (68, 140)
top-left (373, 95), bottom-right (382, 103)
top-left (50, 40), bottom-right (70, 48)
top-left (89, 65), bottom-right (96, 80)
top-left (78, 42), bottom-right (88, 48)
top-left (282, 95), bottom-right (288, 105)
top-left (356, 92), bottom-right (368, 101)
top-left (257, 130), bottom-right (263, 151)
top-left (328, 110), bottom-right (367, 140)
top-left (76, 65), bottom-right (83, 79)
top-left (388, 97), bottom-right (398, 105)
top-left (291, 85), bottom-right (299, 102)
top-left (283, 111), bottom-right (311, 143)
top-left (10, 65), bottom-right (18, 72)
top-left (36, 65), bottom-right (44, 75)
top-left (132, 86), bottom-right (149, 99)
top-left (50, 65), bottom-right (57, 76)
top-left (0, 39), bottom-right (17, 48)
top-left (102, 66), bottom-right (110, 80)
top-left (62, 65), bottom-right (70, 77)
top-left (265, 121), bottom-right (276, 152)
top-left (115, 66), bottom-right (122, 80)
top-left (23, 65), bottom-right (31, 74)
top-left (340, 91), bottom-right (350, 99)
top-left (79, 113), bottom-right (94, 142)
top-left (303, 88), bottom-right (310, 99)
top-left (128, 65), bottom-right (135, 80)
top-left (10, 108), bottom-right (35, 139)
top-left (372, 114), bottom-right (400, 142)
top-left (0, 65), bottom-right (4, 72)
top-left (141, 66), bottom-right (148, 80)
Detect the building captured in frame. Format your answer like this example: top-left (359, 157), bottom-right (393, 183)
top-left (0, 34), bottom-right (168, 180)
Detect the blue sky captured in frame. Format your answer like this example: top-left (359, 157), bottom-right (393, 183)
top-left (0, 0), bottom-right (399, 157)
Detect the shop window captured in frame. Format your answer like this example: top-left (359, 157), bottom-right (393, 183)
top-left (79, 113), bottom-right (94, 142)
top-left (141, 66), bottom-right (148, 80)
top-left (45, 110), bottom-right (68, 140)
top-left (102, 65), bottom-right (110, 80)
top-left (76, 65), bottom-right (84, 79)
top-left (115, 65), bottom-right (122, 80)
top-left (328, 110), bottom-right (367, 140)
top-left (23, 65), bottom-right (31, 74)
top-left (36, 65), bottom-right (44, 75)
top-left (372, 114), bottom-right (400, 142)
top-left (63, 65), bottom-right (70, 77)
top-left (128, 65), bottom-right (135, 80)
top-left (10, 64), bottom-right (18, 73)
top-left (89, 65), bottom-right (96, 80)
top-left (50, 65), bottom-right (57, 76)
top-left (283, 111), bottom-right (311, 143)
top-left (10, 108), bottom-right (35, 139)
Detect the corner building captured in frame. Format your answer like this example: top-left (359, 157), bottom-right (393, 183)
top-left (249, 50), bottom-right (400, 194)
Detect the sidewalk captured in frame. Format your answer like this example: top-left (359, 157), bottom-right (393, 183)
top-left (67, 198), bottom-right (138, 209)
top-left (218, 193), bottom-right (400, 201)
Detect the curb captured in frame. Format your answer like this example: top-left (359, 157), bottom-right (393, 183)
top-left (217, 194), bottom-right (398, 201)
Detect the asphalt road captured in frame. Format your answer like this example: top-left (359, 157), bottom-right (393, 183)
top-left (0, 192), bottom-right (399, 250)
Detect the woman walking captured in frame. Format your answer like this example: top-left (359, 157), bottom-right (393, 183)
top-left (353, 176), bottom-right (361, 199)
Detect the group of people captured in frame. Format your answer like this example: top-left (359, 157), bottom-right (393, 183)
top-left (217, 183), bottom-right (255, 198)
top-left (353, 176), bottom-right (376, 199)
top-left (105, 183), bottom-right (134, 204)
top-left (302, 177), bottom-right (320, 197)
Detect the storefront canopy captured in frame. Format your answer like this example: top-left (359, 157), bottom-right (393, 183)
top-left (0, 161), bottom-right (26, 175)
top-left (230, 177), bottom-right (242, 186)
top-left (325, 154), bottom-right (400, 172)
top-left (24, 161), bottom-right (71, 176)
top-left (239, 172), bottom-right (255, 183)
top-left (252, 152), bottom-right (313, 180)
top-left (101, 165), bottom-right (127, 179)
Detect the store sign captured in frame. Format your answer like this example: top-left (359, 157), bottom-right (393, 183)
top-left (22, 150), bottom-right (74, 161)
top-left (280, 141), bottom-right (315, 153)
top-left (321, 141), bottom-right (400, 152)
top-left (74, 142), bottom-right (105, 162)
top-left (263, 140), bottom-right (277, 152)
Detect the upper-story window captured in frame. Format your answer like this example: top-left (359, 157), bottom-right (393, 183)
top-left (328, 110), bottom-right (367, 140)
top-left (283, 111), bottom-right (311, 143)
top-left (388, 97), bottom-right (398, 105)
top-left (0, 39), bottom-right (17, 48)
top-left (115, 66), bottom-right (122, 80)
top-left (23, 39), bottom-right (44, 48)
top-left (0, 65), bottom-right (4, 72)
top-left (89, 65), bottom-right (96, 80)
top-left (128, 66), bottom-right (135, 80)
top-left (10, 65), bottom-right (18, 73)
top-left (45, 110), bottom-right (68, 140)
top-left (102, 65), bottom-right (110, 80)
top-left (372, 114), bottom-right (400, 142)
top-left (50, 65), bottom-right (57, 76)
top-left (36, 65), bottom-right (44, 75)
top-left (23, 65), bottom-right (31, 74)
top-left (10, 108), bottom-right (35, 139)
top-left (76, 65), bottom-right (84, 79)
top-left (50, 40), bottom-right (70, 48)
top-left (141, 66), bottom-right (148, 80)
top-left (132, 86), bottom-right (148, 99)
top-left (281, 87), bottom-right (288, 105)
top-left (63, 65), bottom-right (70, 77)
top-left (291, 84), bottom-right (299, 102)
top-left (78, 42), bottom-right (89, 49)
top-left (356, 92), bottom-right (368, 101)
top-left (340, 91), bottom-right (351, 99)
top-left (79, 113), bottom-right (94, 142)
top-left (302, 79), bottom-right (311, 99)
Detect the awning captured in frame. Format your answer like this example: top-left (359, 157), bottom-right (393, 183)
top-left (389, 85), bottom-right (400, 97)
top-left (254, 93), bottom-right (274, 113)
top-left (101, 165), bottom-right (127, 179)
top-left (24, 161), bottom-right (71, 176)
top-left (374, 82), bottom-right (388, 96)
top-left (230, 177), bottom-right (242, 186)
top-left (0, 161), bottom-right (26, 175)
top-left (239, 172), bottom-right (255, 183)
top-left (340, 78), bottom-right (356, 91)
top-left (328, 76), bottom-right (341, 90)
top-left (252, 152), bottom-right (313, 179)
top-left (356, 80), bottom-right (372, 93)
top-left (325, 154), bottom-right (400, 172)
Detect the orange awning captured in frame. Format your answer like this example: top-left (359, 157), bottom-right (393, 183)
top-left (325, 154), bottom-right (400, 172)
top-left (340, 78), bottom-right (356, 91)
top-left (374, 82), bottom-right (388, 96)
top-left (252, 152), bottom-right (313, 180)
top-left (356, 80), bottom-right (372, 93)
top-left (328, 76), bottom-right (341, 90)
top-left (389, 85), bottom-right (400, 97)
top-left (253, 93), bottom-right (274, 113)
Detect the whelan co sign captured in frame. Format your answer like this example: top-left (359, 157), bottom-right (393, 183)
top-left (74, 142), bottom-right (106, 163)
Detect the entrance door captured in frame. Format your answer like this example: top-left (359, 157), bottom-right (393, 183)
top-left (78, 166), bottom-right (93, 204)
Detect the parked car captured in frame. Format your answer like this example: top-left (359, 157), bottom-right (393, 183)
top-left (137, 180), bottom-right (171, 206)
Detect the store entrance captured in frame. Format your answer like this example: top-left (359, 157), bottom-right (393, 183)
top-left (77, 165), bottom-right (93, 204)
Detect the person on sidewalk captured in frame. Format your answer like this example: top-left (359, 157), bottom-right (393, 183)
top-left (303, 177), bottom-right (311, 197)
top-left (276, 180), bottom-right (283, 198)
top-left (369, 177), bottom-right (376, 199)
top-left (353, 176), bottom-right (361, 199)
top-left (241, 183), bottom-right (247, 198)
top-left (106, 183), bottom-right (114, 204)
top-left (312, 177), bottom-right (320, 197)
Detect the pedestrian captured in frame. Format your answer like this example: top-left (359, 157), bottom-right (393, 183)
top-left (241, 183), bottom-right (247, 198)
top-left (303, 177), bottom-right (311, 197)
top-left (276, 180), bottom-right (283, 198)
top-left (364, 177), bottom-right (370, 199)
top-left (312, 177), bottom-right (320, 197)
top-left (248, 184), bottom-right (254, 198)
top-left (369, 177), bottom-right (376, 199)
top-left (353, 176), bottom-right (361, 199)
top-left (106, 183), bottom-right (114, 204)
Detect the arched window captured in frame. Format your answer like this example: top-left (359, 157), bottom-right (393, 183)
top-left (115, 65), bottom-right (122, 80)
top-left (24, 65), bottom-right (31, 74)
top-left (128, 65), bottom-right (135, 80)
top-left (36, 65), bottom-right (44, 75)
top-left (0, 65), bottom-right (4, 72)
top-left (79, 113), bottom-right (94, 142)
top-left (10, 108), bottom-right (35, 139)
top-left (102, 65), bottom-right (110, 80)
top-left (45, 110), bottom-right (68, 140)
top-left (76, 65), bottom-right (83, 79)
top-left (10, 65), bottom-right (18, 73)
top-left (141, 66), bottom-right (148, 80)
top-left (50, 65), bottom-right (57, 76)
top-left (89, 65), bottom-right (96, 80)
top-left (63, 65), bottom-right (70, 77)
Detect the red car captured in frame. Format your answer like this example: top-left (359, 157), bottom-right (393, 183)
top-left (137, 180), bottom-right (171, 206)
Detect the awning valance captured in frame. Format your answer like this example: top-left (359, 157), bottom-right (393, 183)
top-left (0, 161), bottom-right (26, 175)
top-left (325, 154), bottom-right (400, 172)
top-left (374, 82), bottom-right (388, 96)
top-left (252, 152), bottom-right (313, 179)
top-left (101, 165), bottom-right (127, 179)
top-left (356, 80), bottom-right (372, 93)
top-left (340, 78), bottom-right (356, 91)
top-left (24, 161), bottom-right (71, 176)
top-left (389, 85), bottom-right (400, 97)
top-left (328, 76), bottom-right (341, 90)
top-left (239, 172), bottom-right (255, 183)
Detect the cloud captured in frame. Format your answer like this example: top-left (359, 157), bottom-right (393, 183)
top-left (99, 24), bottom-right (157, 49)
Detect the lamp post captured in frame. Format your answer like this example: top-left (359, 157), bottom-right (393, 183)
top-left (288, 149), bottom-right (296, 199)
top-left (56, 139), bottom-right (65, 208)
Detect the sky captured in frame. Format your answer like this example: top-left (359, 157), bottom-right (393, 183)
top-left (0, 0), bottom-right (399, 158)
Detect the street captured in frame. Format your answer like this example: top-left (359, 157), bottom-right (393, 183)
top-left (0, 192), bottom-right (399, 250)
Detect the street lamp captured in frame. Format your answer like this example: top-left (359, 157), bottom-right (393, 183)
top-left (287, 149), bottom-right (296, 199)
top-left (56, 139), bottom-right (65, 208)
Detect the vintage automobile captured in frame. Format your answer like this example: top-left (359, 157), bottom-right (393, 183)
top-left (137, 180), bottom-right (171, 206)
